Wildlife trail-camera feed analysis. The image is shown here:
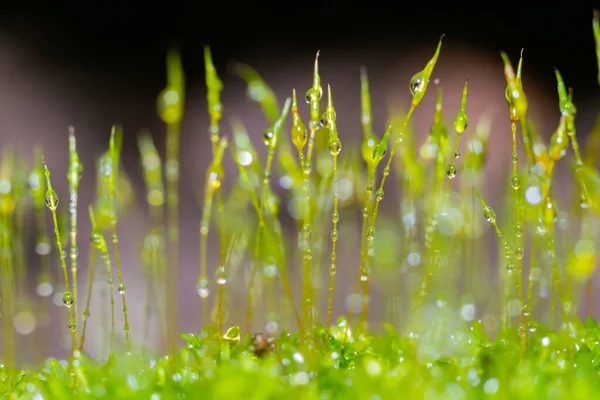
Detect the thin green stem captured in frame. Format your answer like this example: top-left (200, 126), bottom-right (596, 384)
top-left (44, 161), bottom-right (77, 355)
top-left (216, 186), bottom-right (227, 337)
top-left (165, 121), bottom-right (181, 359)
top-left (0, 214), bottom-right (15, 381)
top-left (325, 153), bottom-right (340, 348)
top-left (199, 179), bottom-right (216, 328)
top-left (79, 247), bottom-right (98, 352)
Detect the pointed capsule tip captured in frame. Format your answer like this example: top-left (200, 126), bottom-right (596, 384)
top-left (466, 76), bottom-right (469, 82)
top-left (440, 33), bottom-right (446, 39)
top-left (520, 48), bottom-right (525, 57)
top-left (68, 125), bottom-right (75, 135)
top-left (594, 9), bottom-right (599, 19)
top-left (315, 50), bottom-right (320, 60)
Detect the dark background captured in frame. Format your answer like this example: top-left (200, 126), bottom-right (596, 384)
top-left (3, 4), bottom-right (598, 98)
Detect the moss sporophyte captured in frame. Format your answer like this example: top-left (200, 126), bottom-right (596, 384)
top-left (2, 11), bottom-right (600, 399)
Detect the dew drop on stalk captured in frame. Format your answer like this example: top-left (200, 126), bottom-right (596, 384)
top-left (330, 230), bottom-right (339, 242)
top-left (99, 156), bottom-right (112, 180)
top-left (263, 130), bottom-right (274, 146)
top-left (446, 164), bottom-right (457, 179)
top-left (375, 189), bottom-right (384, 201)
top-left (68, 319), bottom-right (76, 332)
top-left (305, 87), bottom-right (323, 104)
top-left (409, 72), bottom-right (424, 96)
top-left (329, 263), bottom-right (337, 276)
top-left (515, 247), bottom-right (524, 260)
top-left (511, 175), bottom-right (520, 190)
top-left (216, 265), bottom-right (227, 285)
top-left (320, 113), bottom-right (329, 128)
top-left (328, 139), bottom-right (341, 155)
top-left (45, 189), bottom-right (59, 210)
top-left (483, 207), bottom-right (496, 223)
top-left (513, 224), bottom-right (524, 237)
top-left (117, 284), bottom-right (126, 294)
top-left (506, 262), bottom-right (515, 273)
top-left (366, 227), bottom-right (375, 241)
top-left (332, 211), bottom-right (339, 223)
top-left (511, 152), bottom-right (518, 162)
top-left (383, 166), bottom-right (390, 177)
top-left (208, 171), bottom-right (221, 189)
top-left (62, 291), bottom-right (74, 307)
top-left (454, 150), bottom-right (461, 159)
top-left (303, 162), bottom-right (311, 176)
top-left (504, 243), bottom-right (512, 259)
top-left (196, 278), bottom-right (210, 298)
top-left (580, 194), bottom-right (588, 208)
top-left (157, 88), bottom-right (183, 124)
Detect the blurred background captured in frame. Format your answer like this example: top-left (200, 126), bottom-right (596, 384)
top-left (1, 3), bottom-right (599, 363)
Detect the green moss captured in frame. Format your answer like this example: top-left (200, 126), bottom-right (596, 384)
top-left (2, 11), bottom-right (600, 399)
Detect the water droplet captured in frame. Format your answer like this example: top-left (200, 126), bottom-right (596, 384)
top-left (200, 221), bottom-right (209, 235)
top-left (68, 319), bottom-right (76, 332)
top-left (525, 185), bottom-right (542, 205)
top-left (510, 175), bottom-right (520, 190)
top-left (504, 243), bottom-right (512, 259)
top-left (305, 87), bottom-right (323, 104)
top-left (362, 207), bottom-right (369, 218)
top-left (515, 247), bottom-right (524, 260)
top-left (216, 277), bottom-right (227, 285)
top-left (383, 166), bottom-right (390, 177)
top-left (328, 139), bottom-right (341, 155)
top-left (330, 230), bottom-right (339, 242)
top-left (196, 278), bottom-right (210, 298)
top-left (45, 189), bottom-right (59, 210)
top-left (454, 150), bottom-right (461, 159)
top-left (375, 189), bottom-right (384, 201)
top-left (91, 231), bottom-right (101, 246)
top-left (157, 88), bottom-right (183, 124)
top-left (366, 227), bottom-right (375, 241)
top-left (511, 152), bottom-right (518, 162)
top-left (320, 115), bottom-right (329, 128)
top-left (360, 273), bottom-right (369, 282)
top-left (263, 129), bottom-right (274, 147)
top-left (513, 224), bottom-right (524, 237)
top-left (62, 292), bottom-right (74, 307)
top-left (329, 263), bottom-right (337, 275)
top-left (409, 72), bottom-right (424, 96)
top-left (99, 156), bottom-right (112, 180)
top-left (117, 283), bottom-right (126, 294)
top-left (580, 195), bottom-right (588, 208)
top-left (332, 211), bottom-right (339, 223)
top-left (506, 262), bottom-right (515, 273)
top-left (454, 112), bottom-right (469, 134)
top-left (303, 162), bottom-right (312, 176)
top-left (446, 164), bottom-right (457, 179)
top-left (483, 207), bottom-right (496, 224)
